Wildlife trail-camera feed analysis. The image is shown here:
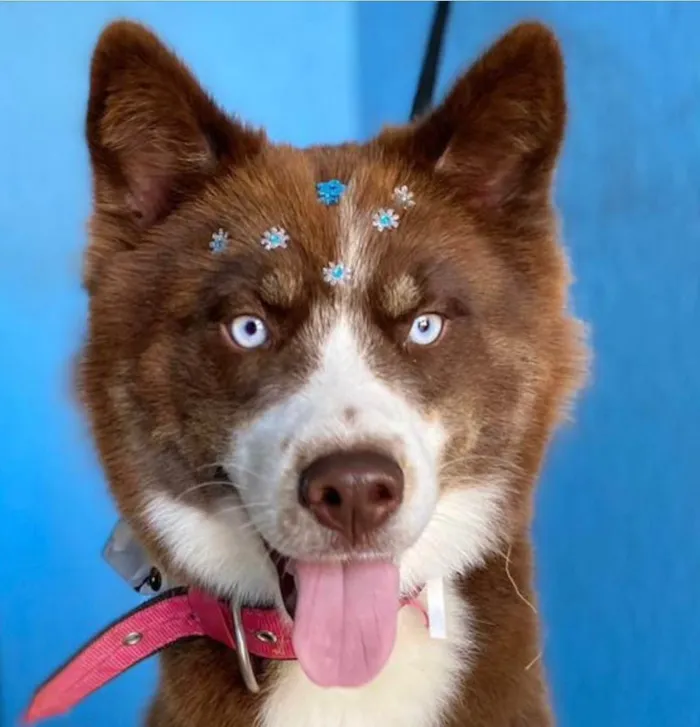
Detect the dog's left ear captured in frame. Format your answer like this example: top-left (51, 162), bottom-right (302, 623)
top-left (378, 22), bottom-right (566, 211)
top-left (86, 21), bottom-right (264, 228)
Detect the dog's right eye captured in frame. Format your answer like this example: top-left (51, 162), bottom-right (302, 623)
top-left (225, 315), bottom-right (269, 350)
top-left (407, 313), bottom-right (445, 347)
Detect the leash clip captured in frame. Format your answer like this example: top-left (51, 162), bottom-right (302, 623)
top-left (231, 598), bottom-right (261, 694)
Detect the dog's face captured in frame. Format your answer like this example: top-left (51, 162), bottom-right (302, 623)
top-left (80, 20), bottom-right (584, 686)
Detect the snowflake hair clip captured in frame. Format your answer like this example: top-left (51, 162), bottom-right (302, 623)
top-left (260, 226), bottom-right (290, 251)
top-left (372, 208), bottom-right (400, 232)
top-left (323, 261), bottom-right (352, 286)
top-left (209, 228), bottom-right (230, 253)
top-left (393, 185), bottom-right (415, 209)
top-left (316, 179), bottom-right (347, 206)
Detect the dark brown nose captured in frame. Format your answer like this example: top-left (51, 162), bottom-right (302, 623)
top-left (298, 450), bottom-right (404, 545)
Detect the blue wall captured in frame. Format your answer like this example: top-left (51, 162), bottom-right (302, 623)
top-left (1, 3), bottom-right (699, 726)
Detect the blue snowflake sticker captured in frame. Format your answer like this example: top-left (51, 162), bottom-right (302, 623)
top-left (323, 261), bottom-right (352, 286)
top-left (372, 208), bottom-right (400, 232)
top-left (260, 226), bottom-right (290, 251)
top-left (209, 228), bottom-right (230, 253)
top-left (316, 179), bottom-right (347, 206)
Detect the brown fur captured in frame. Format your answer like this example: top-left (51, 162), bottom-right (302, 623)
top-left (78, 18), bottom-right (587, 727)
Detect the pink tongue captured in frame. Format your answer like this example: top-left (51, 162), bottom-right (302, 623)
top-left (292, 560), bottom-right (399, 688)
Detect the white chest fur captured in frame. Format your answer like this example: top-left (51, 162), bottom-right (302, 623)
top-left (259, 583), bottom-right (472, 727)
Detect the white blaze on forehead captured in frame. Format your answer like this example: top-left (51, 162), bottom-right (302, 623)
top-left (297, 311), bottom-right (444, 457)
top-left (337, 179), bottom-right (373, 287)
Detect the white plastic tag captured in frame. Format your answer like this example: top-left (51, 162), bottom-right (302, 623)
top-left (426, 577), bottom-right (447, 639)
top-left (102, 520), bottom-right (167, 596)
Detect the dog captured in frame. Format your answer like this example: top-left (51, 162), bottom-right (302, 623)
top-left (75, 18), bottom-right (587, 727)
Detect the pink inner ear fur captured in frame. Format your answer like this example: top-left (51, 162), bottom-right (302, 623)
top-left (124, 170), bottom-right (175, 225)
top-left (436, 144), bottom-right (535, 209)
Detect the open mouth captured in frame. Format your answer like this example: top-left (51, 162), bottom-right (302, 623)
top-left (267, 545), bottom-right (401, 689)
top-left (220, 468), bottom-right (403, 688)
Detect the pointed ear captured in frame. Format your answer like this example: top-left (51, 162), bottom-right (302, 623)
top-left (86, 21), bottom-right (264, 227)
top-left (378, 22), bottom-right (566, 211)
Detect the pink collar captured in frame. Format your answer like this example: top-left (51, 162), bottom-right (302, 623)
top-left (25, 587), bottom-right (426, 724)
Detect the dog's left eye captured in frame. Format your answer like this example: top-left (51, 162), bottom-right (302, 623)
top-left (407, 313), bottom-right (444, 346)
top-left (227, 315), bottom-right (269, 349)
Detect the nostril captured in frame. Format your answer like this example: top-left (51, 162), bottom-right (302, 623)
top-left (371, 482), bottom-right (395, 504)
top-left (321, 486), bottom-right (342, 508)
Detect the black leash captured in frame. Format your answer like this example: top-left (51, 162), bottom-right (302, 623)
top-left (410, 1), bottom-right (453, 120)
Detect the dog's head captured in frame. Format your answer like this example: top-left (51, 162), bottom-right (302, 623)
top-left (79, 20), bottom-right (585, 687)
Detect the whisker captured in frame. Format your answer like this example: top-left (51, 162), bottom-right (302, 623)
top-left (173, 479), bottom-right (235, 504)
top-left (191, 461), bottom-right (270, 490)
top-left (228, 463), bottom-right (272, 484)
top-left (193, 460), bottom-right (229, 473)
top-left (440, 453), bottom-right (526, 478)
top-left (501, 543), bottom-right (537, 615)
top-left (500, 543), bottom-right (543, 671)
top-left (216, 500), bottom-right (270, 515)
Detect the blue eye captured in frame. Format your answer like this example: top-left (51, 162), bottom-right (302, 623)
top-left (228, 315), bottom-right (268, 349)
top-left (407, 313), bottom-right (444, 346)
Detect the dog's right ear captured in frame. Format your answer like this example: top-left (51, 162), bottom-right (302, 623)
top-left (86, 21), bottom-right (264, 229)
top-left (376, 23), bottom-right (565, 216)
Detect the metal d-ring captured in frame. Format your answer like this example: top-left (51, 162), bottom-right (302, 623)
top-left (231, 599), bottom-right (261, 694)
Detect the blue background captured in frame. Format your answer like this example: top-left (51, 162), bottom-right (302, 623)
top-left (1, 2), bottom-right (698, 726)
